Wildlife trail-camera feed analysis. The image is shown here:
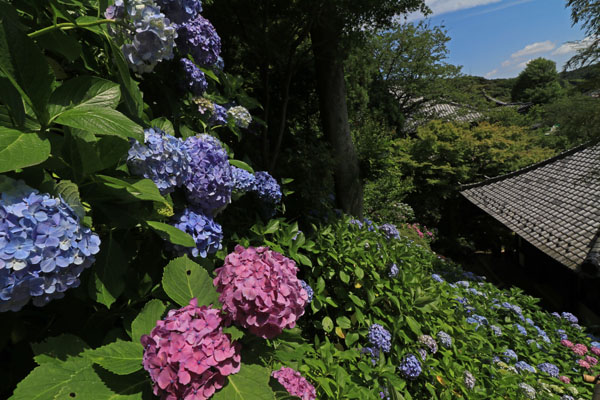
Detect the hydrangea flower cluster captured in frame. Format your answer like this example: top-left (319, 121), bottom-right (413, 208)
top-left (210, 104), bottom-right (228, 125)
top-left (141, 299), bottom-right (241, 399)
top-left (127, 128), bottom-right (191, 195)
top-left (559, 375), bottom-right (571, 384)
top-left (299, 280), bottom-right (313, 303)
top-left (379, 223), bottom-right (400, 240)
top-left (184, 134), bottom-right (233, 214)
top-left (519, 382), bottom-right (537, 399)
top-left (213, 246), bottom-right (308, 338)
top-left (592, 346), bottom-right (600, 356)
top-left (515, 323), bottom-right (528, 335)
top-left (431, 273), bottom-right (444, 282)
top-left (572, 343), bottom-right (588, 356)
top-left (561, 312), bottom-right (578, 324)
top-left (388, 263), bottom-right (399, 278)
top-left (181, 58), bottom-right (207, 95)
top-left (464, 370), bottom-right (475, 390)
top-left (226, 106), bottom-right (252, 129)
top-left (155, 0), bottom-right (202, 24)
top-left (361, 346), bottom-right (380, 366)
top-left (490, 325), bottom-right (502, 336)
top-left (231, 167), bottom-right (256, 194)
top-left (170, 208), bottom-right (222, 258)
top-left (417, 348), bottom-right (428, 361)
top-left (271, 367), bottom-right (316, 400)
top-left (0, 184), bottom-right (100, 312)
top-left (437, 331), bottom-right (452, 348)
top-left (105, 0), bottom-right (177, 73)
top-left (253, 171), bottom-right (282, 204)
top-left (177, 15), bottom-right (221, 66)
top-left (503, 349), bottom-right (518, 362)
top-left (418, 335), bottom-right (438, 354)
top-left (398, 354), bottom-right (421, 380)
top-left (368, 324), bottom-right (392, 353)
top-left (515, 361), bottom-right (536, 373)
top-left (537, 362), bottom-right (559, 377)
top-left (585, 355), bottom-right (597, 366)
top-left (577, 359), bottom-right (591, 369)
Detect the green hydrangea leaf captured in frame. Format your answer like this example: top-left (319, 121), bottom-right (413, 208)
top-left (0, 127), bottom-right (50, 173)
top-left (82, 339), bottom-right (143, 375)
top-left (161, 255), bottom-right (220, 307)
top-left (147, 221), bottom-right (195, 247)
top-left (213, 364), bottom-right (275, 400)
top-left (131, 299), bottom-right (166, 343)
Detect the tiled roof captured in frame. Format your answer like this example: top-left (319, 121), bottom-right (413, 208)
top-left (461, 141), bottom-right (600, 271)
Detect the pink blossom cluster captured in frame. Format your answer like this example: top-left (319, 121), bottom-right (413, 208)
top-left (213, 245), bottom-right (308, 339)
top-left (572, 343), bottom-right (588, 356)
top-left (271, 367), bottom-right (317, 400)
top-left (578, 359), bottom-right (591, 369)
top-left (560, 339), bottom-right (574, 348)
top-left (592, 347), bottom-right (600, 356)
top-left (141, 299), bottom-right (241, 400)
top-left (585, 355), bottom-right (598, 366)
top-left (559, 375), bottom-right (571, 384)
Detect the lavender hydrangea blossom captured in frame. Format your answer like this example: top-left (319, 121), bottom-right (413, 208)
top-left (170, 207), bottom-right (222, 258)
top-left (299, 280), bottom-right (313, 303)
top-left (515, 361), bottom-right (536, 373)
top-left (155, 0), bottom-right (202, 24)
top-left (127, 128), bottom-right (191, 194)
top-left (183, 134), bottom-right (233, 214)
top-left (368, 324), bottom-right (392, 353)
top-left (388, 263), bottom-right (399, 278)
top-left (106, 0), bottom-right (177, 73)
top-left (210, 104), bottom-right (228, 125)
top-left (176, 15), bottom-right (221, 66)
top-left (537, 362), bottom-right (559, 377)
top-left (418, 335), bottom-right (438, 354)
top-left (231, 167), bottom-right (256, 193)
top-left (253, 171), bottom-right (282, 204)
top-left (519, 383), bottom-right (536, 399)
top-left (180, 58), bottom-right (207, 95)
top-left (464, 371), bottom-right (475, 390)
top-left (0, 183), bottom-right (100, 312)
top-left (398, 354), bottom-right (421, 380)
top-left (379, 223), bottom-right (400, 240)
top-left (437, 331), bottom-right (452, 348)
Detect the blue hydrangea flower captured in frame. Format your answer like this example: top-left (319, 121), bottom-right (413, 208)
top-left (437, 331), bottom-right (452, 348)
top-left (361, 346), bottom-right (380, 366)
top-left (519, 383), bottom-right (536, 399)
top-left (417, 348), bottom-right (427, 361)
top-left (349, 218), bottom-right (363, 228)
top-left (503, 349), bottom-right (518, 362)
top-left (180, 58), bottom-right (207, 95)
top-left (155, 0), bottom-right (201, 24)
top-left (183, 134), bottom-right (233, 214)
top-left (515, 361), bottom-right (536, 373)
top-left (253, 171), bottom-right (282, 204)
top-left (379, 223), bottom-right (400, 240)
top-left (226, 106), bottom-right (252, 129)
top-left (170, 207), bottom-right (222, 258)
top-left (177, 15), bottom-right (220, 66)
top-left (209, 104), bottom-right (228, 126)
top-left (551, 312), bottom-right (561, 318)
top-left (561, 396), bottom-right (574, 400)
top-left (418, 335), bottom-right (438, 354)
top-left (128, 128), bottom-right (191, 194)
top-left (398, 354), bottom-right (421, 380)
top-left (0, 186), bottom-right (100, 312)
top-left (525, 317), bottom-right (535, 325)
top-left (527, 339), bottom-right (541, 349)
top-left (591, 341), bottom-right (600, 348)
top-left (537, 362), bottom-right (559, 377)
top-left (464, 371), bottom-right (475, 390)
top-left (388, 263), bottom-right (399, 278)
top-left (431, 273), bottom-right (444, 282)
top-left (231, 167), bottom-right (255, 193)
top-left (106, 0), bottom-right (177, 73)
top-left (561, 312), bottom-right (578, 324)
top-left (368, 324), bottom-right (392, 353)
top-left (515, 323), bottom-right (528, 335)
top-left (557, 329), bottom-right (568, 340)
top-left (299, 280), bottom-right (313, 303)
top-left (456, 280), bottom-right (470, 287)
top-left (362, 218), bottom-right (376, 232)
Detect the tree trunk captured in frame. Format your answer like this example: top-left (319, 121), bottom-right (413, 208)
top-left (311, 20), bottom-right (363, 217)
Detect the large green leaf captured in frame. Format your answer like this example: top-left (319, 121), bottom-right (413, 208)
top-left (0, 3), bottom-right (54, 125)
top-left (147, 221), bottom-right (196, 247)
top-left (35, 30), bottom-right (82, 63)
top-left (0, 75), bottom-right (25, 127)
top-left (0, 127), bottom-right (50, 173)
top-left (95, 175), bottom-right (167, 204)
top-left (107, 38), bottom-right (144, 119)
top-left (131, 299), bottom-right (166, 343)
top-left (49, 76), bottom-right (121, 121)
top-left (31, 334), bottom-right (89, 365)
top-left (88, 236), bottom-right (127, 309)
top-left (213, 364), bottom-right (275, 400)
top-left (66, 129), bottom-right (129, 176)
top-left (162, 256), bottom-right (220, 307)
top-left (83, 340), bottom-right (143, 375)
top-left (55, 106), bottom-right (143, 141)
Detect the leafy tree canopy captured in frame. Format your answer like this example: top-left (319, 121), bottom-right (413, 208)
top-left (511, 58), bottom-right (565, 104)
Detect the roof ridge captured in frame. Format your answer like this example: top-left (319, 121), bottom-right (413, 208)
top-left (460, 138), bottom-right (600, 190)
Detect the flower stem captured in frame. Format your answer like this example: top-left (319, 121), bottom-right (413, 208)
top-left (28, 19), bottom-right (115, 38)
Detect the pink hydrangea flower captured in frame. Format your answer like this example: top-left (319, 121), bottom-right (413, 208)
top-left (591, 347), bottom-right (600, 356)
top-left (213, 245), bottom-right (308, 339)
top-left (585, 355), bottom-right (598, 366)
top-left (578, 359), bottom-right (591, 369)
top-left (559, 375), bottom-right (571, 384)
top-left (561, 339), bottom-right (574, 348)
top-left (141, 299), bottom-right (241, 400)
top-left (271, 367), bottom-right (316, 400)
top-left (572, 343), bottom-right (588, 356)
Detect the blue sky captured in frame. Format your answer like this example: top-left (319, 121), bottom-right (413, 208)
top-left (407, 0), bottom-right (589, 78)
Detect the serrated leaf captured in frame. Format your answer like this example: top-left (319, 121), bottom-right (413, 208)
top-left (296, 254), bottom-right (312, 267)
top-left (54, 180), bottom-right (85, 220)
top-left (55, 106), bottom-right (143, 141)
top-left (48, 76), bottom-right (120, 121)
top-left (35, 30), bottom-right (82, 63)
top-left (96, 175), bottom-right (167, 204)
top-left (88, 236), bottom-right (127, 308)
top-left (212, 364), bottom-right (274, 400)
top-left (107, 38), bottom-right (144, 119)
top-left (0, 127), bottom-right (50, 173)
top-left (83, 340), bottom-right (143, 375)
top-left (0, 75), bottom-right (25, 127)
top-left (150, 117), bottom-right (175, 135)
top-left (67, 129), bottom-right (130, 176)
top-left (31, 334), bottom-right (89, 365)
top-left (162, 255), bottom-right (220, 307)
top-left (264, 219), bottom-right (279, 234)
top-left (405, 315), bottom-right (422, 336)
top-left (131, 299), bottom-right (166, 343)
top-left (229, 159), bottom-right (254, 173)
top-left (222, 326), bottom-right (245, 341)
top-left (147, 221), bottom-right (195, 247)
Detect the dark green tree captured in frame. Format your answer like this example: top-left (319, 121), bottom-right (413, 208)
top-left (565, 0), bottom-right (600, 69)
top-left (511, 58), bottom-right (564, 104)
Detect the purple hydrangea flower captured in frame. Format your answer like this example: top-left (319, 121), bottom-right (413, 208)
top-left (127, 128), bottom-right (191, 194)
top-left (210, 104), bottom-right (228, 126)
top-left (388, 263), bottom-right (399, 278)
top-left (464, 371), bottom-right (475, 390)
top-left (491, 325), bottom-right (502, 336)
top-left (155, 0), bottom-right (202, 24)
top-left (519, 383), bottom-right (536, 399)
top-left (253, 171), bottom-right (282, 204)
top-left (361, 346), bottom-right (380, 366)
top-left (437, 331), bottom-right (452, 348)
top-left (177, 15), bottom-right (220, 66)
top-left (106, 0), bottom-right (177, 73)
top-left (515, 361), bottom-right (536, 373)
top-left (180, 58), bottom-right (207, 95)
top-left (537, 362), bottom-right (559, 377)
top-left (379, 223), bottom-right (400, 240)
top-left (349, 218), bottom-right (363, 229)
top-left (418, 335), bottom-right (438, 354)
top-left (515, 323), bottom-right (528, 335)
top-left (170, 207), bottom-right (222, 258)
top-left (561, 312), bottom-right (578, 324)
top-left (418, 348), bottom-right (427, 361)
top-left (368, 324), bottom-right (392, 353)
top-left (399, 354), bottom-right (421, 380)
top-left (183, 134), bottom-right (233, 214)
top-left (299, 280), bottom-right (313, 303)
top-left (231, 167), bottom-right (255, 193)
top-left (456, 280), bottom-right (469, 287)
top-left (431, 273), bottom-right (444, 282)
top-left (503, 349), bottom-right (518, 362)
top-left (0, 185), bottom-right (100, 312)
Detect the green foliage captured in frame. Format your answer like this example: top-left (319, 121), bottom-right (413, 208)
top-left (161, 256), bottom-right (220, 307)
top-left (538, 94), bottom-right (600, 147)
top-left (511, 58), bottom-right (565, 104)
top-left (212, 364), bottom-right (274, 400)
top-left (565, 0), bottom-right (600, 69)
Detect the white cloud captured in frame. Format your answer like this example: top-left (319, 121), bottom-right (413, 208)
top-left (510, 41), bottom-right (555, 58)
top-left (501, 60), bottom-right (511, 67)
top-left (516, 59), bottom-right (533, 70)
top-left (485, 69), bottom-right (499, 78)
top-left (552, 37), bottom-right (595, 55)
top-left (405, 0), bottom-right (501, 21)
